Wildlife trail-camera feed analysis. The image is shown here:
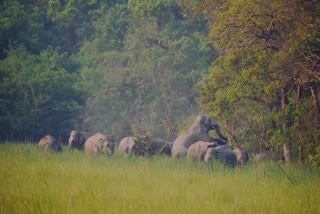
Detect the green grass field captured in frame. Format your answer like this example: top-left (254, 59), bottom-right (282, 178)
top-left (0, 143), bottom-right (319, 214)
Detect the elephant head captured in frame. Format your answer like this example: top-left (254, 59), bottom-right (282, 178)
top-left (85, 133), bottom-right (115, 156)
top-left (68, 130), bottom-right (92, 151)
top-left (98, 135), bottom-right (115, 156)
top-left (204, 145), bottom-right (237, 167)
top-left (118, 136), bottom-right (146, 157)
top-left (233, 147), bottom-right (249, 167)
top-left (37, 135), bottom-right (63, 153)
top-left (196, 114), bottom-right (228, 145)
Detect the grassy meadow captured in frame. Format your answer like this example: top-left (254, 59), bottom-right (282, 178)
top-left (0, 143), bottom-right (320, 214)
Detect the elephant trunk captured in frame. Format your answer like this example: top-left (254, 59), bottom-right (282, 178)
top-left (213, 125), bottom-right (228, 142)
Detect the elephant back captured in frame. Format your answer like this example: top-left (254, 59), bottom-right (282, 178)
top-left (188, 141), bottom-right (218, 161)
top-left (206, 145), bottom-right (237, 167)
top-left (254, 151), bottom-right (271, 161)
top-left (85, 133), bottom-right (114, 156)
top-left (147, 138), bottom-right (172, 155)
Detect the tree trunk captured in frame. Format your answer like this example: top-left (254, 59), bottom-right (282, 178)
top-left (281, 87), bottom-right (292, 163)
top-left (310, 83), bottom-right (320, 128)
top-left (283, 143), bottom-right (291, 162)
top-left (296, 85), bottom-right (304, 164)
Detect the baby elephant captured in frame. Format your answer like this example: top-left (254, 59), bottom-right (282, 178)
top-left (187, 141), bottom-right (218, 162)
top-left (37, 135), bottom-right (63, 153)
top-left (254, 150), bottom-right (271, 161)
top-left (117, 136), bottom-right (146, 157)
top-left (205, 145), bottom-right (237, 167)
top-left (233, 147), bottom-right (249, 167)
top-left (84, 133), bottom-right (115, 156)
top-left (147, 138), bottom-right (173, 156)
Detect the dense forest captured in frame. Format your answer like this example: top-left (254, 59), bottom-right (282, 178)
top-left (0, 0), bottom-right (319, 166)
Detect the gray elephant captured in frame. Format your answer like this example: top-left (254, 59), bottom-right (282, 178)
top-left (118, 135), bottom-right (173, 157)
top-left (187, 141), bottom-right (218, 162)
top-left (146, 137), bottom-right (173, 156)
top-left (84, 133), bottom-right (115, 156)
top-left (68, 130), bottom-right (93, 151)
top-left (204, 145), bottom-right (237, 167)
top-left (171, 114), bottom-right (228, 158)
top-left (37, 135), bottom-right (62, 153)
top-left (254, 151), bottom-right (271, 161)
top-left (117, 136), bottom-right (147, 157)
top-left (233, 147), bottom-right (249, 167)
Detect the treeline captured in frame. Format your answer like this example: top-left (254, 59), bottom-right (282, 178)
top-left (0, 0), bottom-right (319, 166)
top-left (183, 0), bottom-right (320, 166)
top-left (0, 0), bottom-right (215, 140)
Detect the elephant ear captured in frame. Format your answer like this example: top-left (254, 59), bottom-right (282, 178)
top-left (80, 133), bottom-right (88, 145)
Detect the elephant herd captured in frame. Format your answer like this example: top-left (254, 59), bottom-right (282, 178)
top-left (37, 114), bottom-right (270, 167)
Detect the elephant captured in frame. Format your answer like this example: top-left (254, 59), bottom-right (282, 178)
top-left (254, 151), bottom-right (271, 161)
top-left (233, 147), bottom-right (249, 167)
top-left (84, 133), bottom-right (115, 156)
top-left (37, 135), bottom-right (62, 153)
top-left (117, 136), bottom-right (147, 157)
top-left (117, 136), bottom-right (173, 157)
top-left (146, 137), bottom-right (173, 156)
top-left (68, 130), bottom-right (94, 151)
top-left (171, 114), bottom-right (228, 158)
top-left (204, 145), bottom-right (237, 167)
top-left (187, 141), bottom-right (218, 162)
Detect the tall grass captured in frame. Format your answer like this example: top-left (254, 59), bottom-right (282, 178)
top-left (0, 143), bottom-right (319, 214)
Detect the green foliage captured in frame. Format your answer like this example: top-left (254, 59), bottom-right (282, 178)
top-left (186, 0), bottom-right (320, 165)
top-left (0, 0), bottom-right (128, 59)
top-left (75, 1), bottom-right (216, 139)
top-left (92, 4), bottom-right (129, 52)
top-left (0, 0), bottom-right (216, 143)
top-left (309, 147), bottom-right (320, 167)
top-left (0, 47), bottom-right (84, 140)
top-left (128, 0), bottom-right (177, 15)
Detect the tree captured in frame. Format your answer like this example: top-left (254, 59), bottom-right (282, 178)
top-left (75, 0), bottom-right (216, 140)
top-left (181, 0), bottom-right (320, 164)
top-left (0, 0), bottom-right (128, 59)
top-left (0, 47), bottom-right (84, 141)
